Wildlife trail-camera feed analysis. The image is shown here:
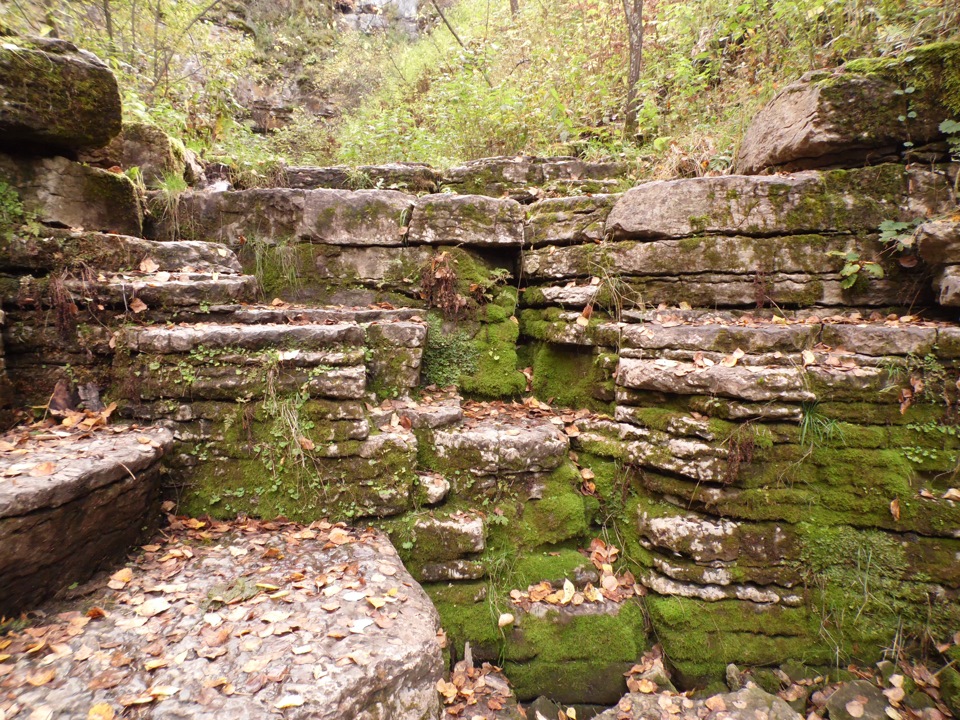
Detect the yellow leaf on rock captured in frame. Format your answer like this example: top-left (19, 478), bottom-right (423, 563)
top-left (274, 695), bottom-right (305, 709)
top-left (28, 461), bottom-right (57, 477)
top-left (87, 703), bottom-right (116, 720)
top-left (27, 668), bottom-right (56, 686)
top-left (561, 579), bottom-right (575, 604)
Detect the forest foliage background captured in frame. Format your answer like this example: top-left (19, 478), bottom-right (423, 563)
top-left (2, 0), bottom-right (959, 181)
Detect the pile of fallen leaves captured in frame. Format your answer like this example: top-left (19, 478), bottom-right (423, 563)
top-left (0, 515), bottom-right (418, 718)
top-left (0, 409), bottom-right (163, 482)
top-left (508, 539), bottom-right (643, 612)
top-left (436, 660), bottom-right (514, 718)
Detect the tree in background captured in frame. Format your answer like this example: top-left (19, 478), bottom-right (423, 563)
top-left (621, 0), bottom-right (642, 142)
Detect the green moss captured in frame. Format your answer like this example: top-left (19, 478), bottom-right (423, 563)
top-left (459, 318), bottom-right (526, 398)
top-left (530, 343), bottom-right (615, 413)
top-left (420, 312), bottom-right (479, 388)
top-left (943, 667), bottom-right (960, 717)
top-left (516, 463), bottom-right (590, 547)
top-left (504, 659), bottom-right (636, 704)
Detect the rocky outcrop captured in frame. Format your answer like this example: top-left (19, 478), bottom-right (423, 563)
top-left (0, 38), bottom-right (122, 152)
top-left (0, 153), bottom-right (142, 236)
top-left (284, 163), bottom-right (439, 193)
top-left (0, 427), bottom-right (172, 615)
top-left (0, 520), bottom-right (444, 720)
top-left (736, 41), bottom-right (960, 174)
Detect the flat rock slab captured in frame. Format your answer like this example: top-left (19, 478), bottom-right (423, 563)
top-left (0, 38), bottom-right (121, 152)
top-left (0, 518), bottom-right (443, 720)
top-left (0, 425), bottom-right (173, 615)
top-left (284, 163), bottom-right (440, 193)
top-left (0, 153), bottom-right (142, 237)
top-left (429, 417), bottom-right (569, 475)
top-left (408, 194), bottom-right (525, 247)
top-left (605, 165), bottom-right (952, 240)
top-left (0, 231), bottom-right (240, 275)
top-left (596, 687), bottom-right (801, 720)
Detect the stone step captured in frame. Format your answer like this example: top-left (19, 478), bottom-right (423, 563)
top-left (423, 415), bottom-right (570, 477)
top-left (605, 165), bottom-right (952, 240)
top-left (0, 229), bottom-right (241, 274)
top-left (283, 155), bottom-right (628, 201)
top-left (0, 519), bottom-right (444, 720)
top-left (149, 187), bottom-right (525, 249)
top-left (0, 425), bottom-right (173, 615)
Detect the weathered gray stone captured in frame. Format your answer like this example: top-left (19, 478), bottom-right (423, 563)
top-left (0, 153), bottom-right (142, 236)
top-left (79, 273), bottom-right (259, 309)
top-left (820, 323), bottom-right (936, 356)
top-left (524, 235), bottom-right (862, 280)
top-left (621, 322), bottom-right (817, 354)
top-left (429, 419), bottom-right (569, 475)
top-left (164, 188), bottom-right (414, 246)
top-left (0, 229), bottom-right (241, 274)
top-left (825, 680), bottom-right (890, 720)
top-left (79, 122), bottom-right (187, 187)
top-left (934, 266), bottom-right (960, 307)
top-left (595, 686), bottom-right (802, 720)
top-left (525, 195), bottom-right (619, 246)
top-left (641, 569), bottom-right (800, 605)
top-left (617, 358), bottom-right (814, 403)
top-left (412, 512), bottom-right (486, 561)
top-left (605, 166), bottom-right (952, 240)
top-left (918, 220), bottom-right (960, 265)
top-left (420, 559), bottom-right (487, 582)
top-left (735, 42), bottom-right (960, 174)
top-left (442, 156), bottom-right (627, 198)
top-left (284, 163), bottom-right (440, 193)
top-left (578, 419), bottom-right (727, 484)
top-left (409, 194), bottom-right (525, 247)
top-left (0, 427), bottom-right (172, 615)
top-left (1, 523), bottom-right (444, 720)
top-left (420, 472), bottom-right (451, 504)
top-left (123, 323), bottom-right (366, 354)
top-left (0, 38), bottom-right (121, 152)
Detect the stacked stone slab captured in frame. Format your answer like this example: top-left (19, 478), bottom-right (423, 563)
top-left (568, 313), bottom-right (960, 682)
top-left (0, 427), bottom-right (173, 615)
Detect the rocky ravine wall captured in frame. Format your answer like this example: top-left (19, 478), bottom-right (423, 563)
top-left (2, 36), bottom-right (960, 710)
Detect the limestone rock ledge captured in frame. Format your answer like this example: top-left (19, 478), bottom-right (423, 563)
top-left (0, 426), bottom-right (173, 615)
top-left (0, 520), bottom-right (443, 720)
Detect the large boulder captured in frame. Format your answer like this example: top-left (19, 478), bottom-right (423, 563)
top-left (80, 122), bottom-right (188, 187)
top-left (0, 153), bottom-right (142, 235)
top-left (736, 41), bottom-right (960, 174)
top-left (0, 38), bottom-right (122, 153)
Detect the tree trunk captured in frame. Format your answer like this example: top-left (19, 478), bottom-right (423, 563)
top-left (509, 0), bottom-right (519, 16)
top-left (622, 0), bottom-right (643, 142)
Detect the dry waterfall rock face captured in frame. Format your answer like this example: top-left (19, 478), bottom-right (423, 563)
top-left (0, 38), bottom-right (122, 152)
top-left (735, 41), bottom-right (960, 174)
top-left (0, 427), bottom-right (173, 616)
top-left (0, 521), bottom-right (444, 720)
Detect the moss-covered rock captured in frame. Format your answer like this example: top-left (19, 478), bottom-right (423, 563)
top-left (736, 41), bottom-right (960, 173)
top-left (0, 38), bottom-right (122, 152)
